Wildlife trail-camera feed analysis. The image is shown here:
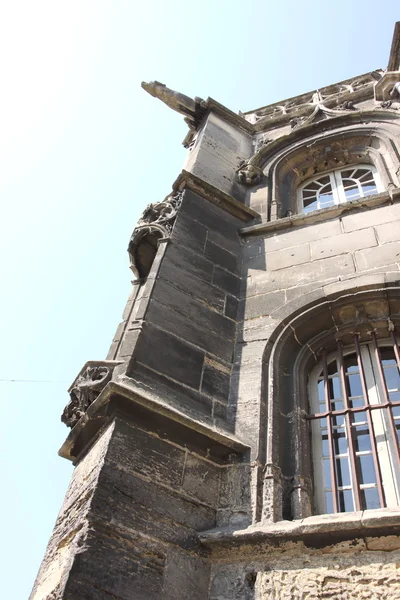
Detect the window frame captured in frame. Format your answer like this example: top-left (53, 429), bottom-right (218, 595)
top-left (308, 334), bottom-right (400, 515)
top-left (298, 164), bottom-right (383, 214)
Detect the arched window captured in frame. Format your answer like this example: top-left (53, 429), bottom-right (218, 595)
top-left (308, 334), bottom-right (400, 515)
top-left (299, 165), bottom-right (382, 214)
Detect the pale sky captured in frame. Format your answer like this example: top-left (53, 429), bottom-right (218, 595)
top-left (0, 2), bottom-right (398, 597)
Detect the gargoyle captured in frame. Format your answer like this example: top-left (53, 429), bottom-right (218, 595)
top-left (141, 81), bottom-right (207, 129)
top-left (61, 365), bottom-right (112, 428)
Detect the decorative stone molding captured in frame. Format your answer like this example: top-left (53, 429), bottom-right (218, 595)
top-left (128, 192), bottom-right (183, 278)
top-left (61, 361), bottom-right (120, 428)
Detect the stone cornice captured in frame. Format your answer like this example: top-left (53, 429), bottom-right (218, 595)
top-left (205, 97), bottom-right (255, 134)
top-left (171, 169), bottom-right (261, 222)
top-left (59, 379), bottom-right (249, 464)
top-left (240, 188), bottom-right (400, 238)
top-left (199, 508), bottom-right (400, 551)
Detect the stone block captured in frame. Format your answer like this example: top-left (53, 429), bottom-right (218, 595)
top-left (165, 243), bottom-right (214, 285)
top-left (225, 294), bottom-right (239, 320)
top-left (146, 299), bottom-right (234, 363)
top-left (181, 454), bottom-right (221, 506)
top-left (152, 279), bottom-right (236, 340)
top-left (133, 324), bottom-right (204, 390)
top-left (64, 523), bottom-right (165, 600)
top-left (204, 239), bottom-right (240, 274)
top-left (237, 315), bottom-right (278, 343)
top-left (246, 253), bottom-right (355, 295)
top-left (323, 272), bottom-right (386, 297)
top-left (311, 227), bottom-right (377, 260)
top-left (117, 328), bottom-right (141, 358)
top-left (342, 202), bottom-right (400, 233)
top-left (201, 362), bottom-right (231, 403)
top-left (159, 261), bottom-right (226, 313)
top-left (162, 548), bottom-right (211, 600)
top-left (355, 240), bottom-right (400, 271)
top-left (243, 219), bottom-right (342, 258)
top-left (242, 290), bottom-right (286, 319)
top-left (172, 212), bottom-right (208, 254)
top-left (109, 421), bottom-right (185, 488)
top-left (267, 242), bottom-right (311, 271)
top-left (375, 220), bottom-right (400, 244)
top-left (212, 266), bottom-right (241, 297)
top-left (131, 361), bottom-right (213, 420)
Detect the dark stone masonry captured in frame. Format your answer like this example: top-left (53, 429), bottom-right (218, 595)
top-left (31, 23), bottom-right (400, 600)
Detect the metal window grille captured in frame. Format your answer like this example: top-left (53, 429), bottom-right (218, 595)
top-left (307, 333), bottom-right (400, 514)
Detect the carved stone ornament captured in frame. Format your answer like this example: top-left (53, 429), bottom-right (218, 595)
top-left (128, 192), bottom-right (183, 278)
top-left (62, 363), bottom-right (113, 428)
top-left (130, 191), bottom-right (183, 242)
top-left (236, 162), bottom-right (263, 186)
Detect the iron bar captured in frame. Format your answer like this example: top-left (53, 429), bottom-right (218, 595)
top-left (354, 335), bottom-right (385, 508)
top-left (322, 349), bottom-right (339, 513)
top-left (371, 332), bottom-right (400, 468)
top-left (337, 340), bottom-right (362, 511)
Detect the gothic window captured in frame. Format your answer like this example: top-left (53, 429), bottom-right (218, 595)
top-left (299, 165), bottom-right (382, 214)
top-left (308, 334), bottom-right (400, 515)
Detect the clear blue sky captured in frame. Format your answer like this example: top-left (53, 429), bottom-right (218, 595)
top-left (0, 2), bottom-right (398, 597)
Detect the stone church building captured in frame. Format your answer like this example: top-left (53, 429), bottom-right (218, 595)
top-left (31, 23), bottom-right (400, 600)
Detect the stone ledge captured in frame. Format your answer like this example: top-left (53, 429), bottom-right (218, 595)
top-left (59, 379), bottom-right (249, 465)
top-left (171, 170), bottom-right (260, 223)
top-left (240, 188), bottom-right (400, 238)
top-left (199, 508), bottom-right (400, 549)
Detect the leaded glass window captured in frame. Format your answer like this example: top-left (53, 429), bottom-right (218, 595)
top-left (299, 166), bottom-right (382, 214)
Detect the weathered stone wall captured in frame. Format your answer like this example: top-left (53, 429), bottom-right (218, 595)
top-left (31, 418), bottom-right (220, 599)
top-left (116, 189), bottom-right (244, 428)
top-left (233, 200), bottom-right (400, 456)
top-left (183, 112), bottom-right (253, 202)
top-left (209, 537), bottom-right (400, 599)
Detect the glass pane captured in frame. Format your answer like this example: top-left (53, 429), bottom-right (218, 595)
top-left (384, 367), bottom-right (400, 391)
top-left (342, 179), bottom-right (358, 191)
top-left (331, 400), bottom-right (344, 412)
top-left (361, 184), bottom-right (377, 197)
top-left (319, 192), bottom-right (334, 207)
top-left (332, 413), bottom-right (345, 427)
top-left (303, 199), bottom-right (318, 213)
top-left (322, 435), bottom-right (330, 457)
top-left (362, 487), bottom-right (381, 510)
top-left (336, 457), bottom-right (351, 487)
top-left (331, 377), bottom-right (342, 399)
top-left (358, 454), bottom-right (376, 485)
top-left (323, 459), bottom-right (332, 488)
top-left (325, 491), bottom-right (334, 514)
top-left (392, 405), bottom-right (400, 418)
top-left (344, 354), bottom-right (359, 372)
top-left (354, 410), bottom-right (368, 424)
top-left (333, 429), bottom-right (348, 455)
top-left (318, 379), bottom-right (325, 402)
top-left (347, 373), bottom-right (362, 397)
top-left (353, 426), bottom-right (372, 452)
top-left (339, 489), bottom-right (354, 512)
top-left (380, 348), bottom-right (397, 365)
